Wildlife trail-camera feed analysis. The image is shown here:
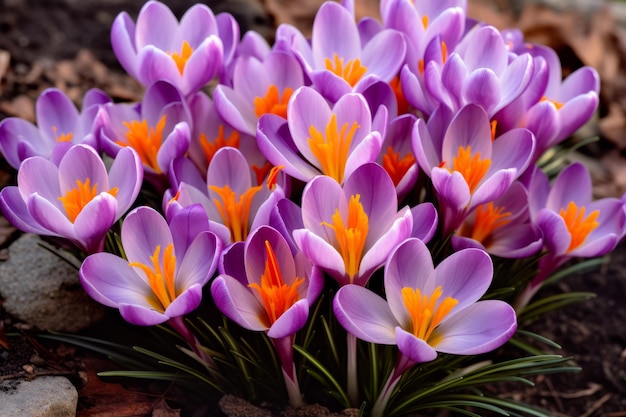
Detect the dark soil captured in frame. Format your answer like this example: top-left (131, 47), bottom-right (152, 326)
top-left (1, 1), bottom-right (626, 416)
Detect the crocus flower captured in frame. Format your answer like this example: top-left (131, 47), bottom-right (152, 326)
top-left (293, 162), bottom-right (415, 287)
top-left (110, 0), bottom-right (231, 96)
top-left (213, 49), bottom-right (306, 136)
top-left (0, 144), bottom-right (142, 254)
top-left (518, 44), bottom-right (600, 160)
top-left (333, 237), bottom-right (517, 416)
top-left (0, 88), bottom-right (110, 169)
top-left (452, 181), bottom-right (543, 258)
top-left (275, 1), bottom-right (406, 102)
top-left (211, 225), bottom-right (323, 406)
top-left (79, 204), bottom-right (221, 325)
top-left (165, 147), bottom-right (284, 245)
top-left (96, 80), bottom-right (191, 187)
top-left (412, 103), bottom-right (535, 234)
top-left (258, 86), bottom-right (383, 184)
top-left (402, 24), bottom-right (535, 120)
top-left (378, 114), bottom-right (419, 200)
top-left (516, 162), bottom-right (626, 309)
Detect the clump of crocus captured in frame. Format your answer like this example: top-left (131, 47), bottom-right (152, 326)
top-left (333, 238), bottom-right (517, 416)
top-left (211, 225), bottom-right (323, 406)
top-left (0, 144), bottom-right (142, 254)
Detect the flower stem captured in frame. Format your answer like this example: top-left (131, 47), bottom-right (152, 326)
top-left (347, 332), bottom-right (359, 406)
top-left (271, 335), bottom-right (303, 407)
top-left (167, 316), bottom-right (216, 368)
top-left (370, 353), bottom-right (415, 417)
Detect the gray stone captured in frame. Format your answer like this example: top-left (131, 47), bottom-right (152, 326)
top-left (0, 233), bottom-right (107, 332)
top-left (0, 376), bottom-right (77, 417)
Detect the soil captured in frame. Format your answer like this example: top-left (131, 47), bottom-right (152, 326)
top-left (1, 0), bottom-right (626, 416)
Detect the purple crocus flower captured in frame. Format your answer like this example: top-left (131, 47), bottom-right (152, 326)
top-left (275, 1), bottom-right (406, 103)
top-left (211, 225), bottom-right (323, 406)
top-left (516, 162), bottom-right (626, 309)
top-left (378, 114), bottom-right (419, 200)
top-left (165, 147), bottom-right (285, 245)
top-left (293, 162), bottom-right (415, 287)
top-left (110, 0), bottom-right (232, 96)
top-left (213, 49), bottom-right (306, 136)
top-left (0, 144), bottom-right (142, 254)
top-left (258, 86), bottom-right (383, 184)
top-left (0, 88), bottom-right (111, 169)
top-left (412, 104), bottom-right (535, 234)
top-left (333, 237), bottom-right (517, 416)
top-left (79, 204), bottom-right (221, 325)
top-left (96, 80), bottom-right (191, 186)
top-left (452, 181), bottom-right (543, 258)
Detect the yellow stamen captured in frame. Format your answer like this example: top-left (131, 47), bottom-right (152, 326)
top-left (199, 125), bottom-right (240, 165)
top-left (209, 184), bottom-right (262, 242)
top-left (462, 202), bottom-right (511, 244)
top-left (253, 85), bottom-right (293, 119)
top-left (307, 114), bottom-right (360, 183)
top-left (541, 96), bottom-right (564, 110)
top-left (128, 244), bottom-right (177, 311)
top-left (119, 115), bottom-right (167, 173)
top-left (321, 194), bottom-right (369, 280)
top-left (401, 286), bottom-right (458, 345)
top-left (449, 145), bottom-right (491, 194)
top-left (58, 178), bottom-right (118, 223)
top-left (249, 240), bottom-right (305, 326)
top-left (52, 126), bottom-right (73, 143)
top-left (324, 53), bottom-right (367, 87)
top-left (382, 146), bottom-right (416, 186)
top-left (559, 201), bottom-right (600, 252)
top-left (170, 41), bottom-right (193, 75)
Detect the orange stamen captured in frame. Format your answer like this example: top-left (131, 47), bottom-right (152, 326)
top-left (52, 126), bottom-right (73, 143)
top-left (249, 240), bottom-right (305, 326)
top-left (58, 178), bottom-right (118, 223)
top-left (324, 53), bottom-right (367, 87)
top-left (449, 145), bottom-right (491, 194)
top-left (421, 15), bottom-right (429, 29)
top-left (490, 120), bottom-right (498, 141)
top-left (389, 75), bottom-right (410, 115)
top-left (541, 96), bottom-right (564, 110)
top-left (382, 146), bottom-right (416, 186)
top-left (199, 125), bottom-right (240, 165)
top-left (128, 244), bottom-right (177, 311)
top-left (253, 85), bottom-right (293, 119)
top-left (119, 115), bottom-right (167, 173)
top-left (209, 184), bottom-right (262, 242)
top-left (321, 194), bottom-right (369, 280)
top-left (401, 286), bottom-right (458, 345)
top-left (559, 201), bottom-right (600, 252)
top-left (463, 202), bottom-right (512, 244)
top-left (170, 41), bottom-right (193, 75)
top-left (307, 114), bottom-right (360, 183)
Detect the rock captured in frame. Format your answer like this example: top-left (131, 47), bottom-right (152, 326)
top-left (0, 376), bottom-right (77, 417)
top-left (0, 233), bottom-right (107, 332)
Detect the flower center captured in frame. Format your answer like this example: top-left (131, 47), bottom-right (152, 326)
top-left (461, 202), bottom-right (511, 244)
top-left (119, 115), bottom-right (167, 173)
top-left (541, 96), bottom-right (564, 110)
top-left (128, 244), bottom-right (177, 311)
top-left (559, 201), bottom-right (600, 252)
top-left (58, 178), bottom-right (118, 223)
top-left (307, 114), bottom-right (360, 184)
top-left (208, 184), bottom-right (262, 242)
top-left (401, 285), bottom-right (458, 345)
top-left (170, 40), bottom-right (193, 75)
top-left (52, 126), bottom-right (73, 142)
top-left (254, 85), bottom-right (293, 119)
top-left (382, 146), bottom-right (416, 186)
top-left (321, 194), bottom-right (369, 280)
top-left (389, 76), bottom-right (410, 115)
top-left (448, 145), bottom-right (491, 194)
top-left (199, 125), bottom-right (240, 165)
top-left (324, 53), bottom-right (367, 87)
top-left (249, 240), bottom-right (305, 327)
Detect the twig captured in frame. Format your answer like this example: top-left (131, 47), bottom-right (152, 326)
top-left (580, 393), bottom-right (611, 417)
